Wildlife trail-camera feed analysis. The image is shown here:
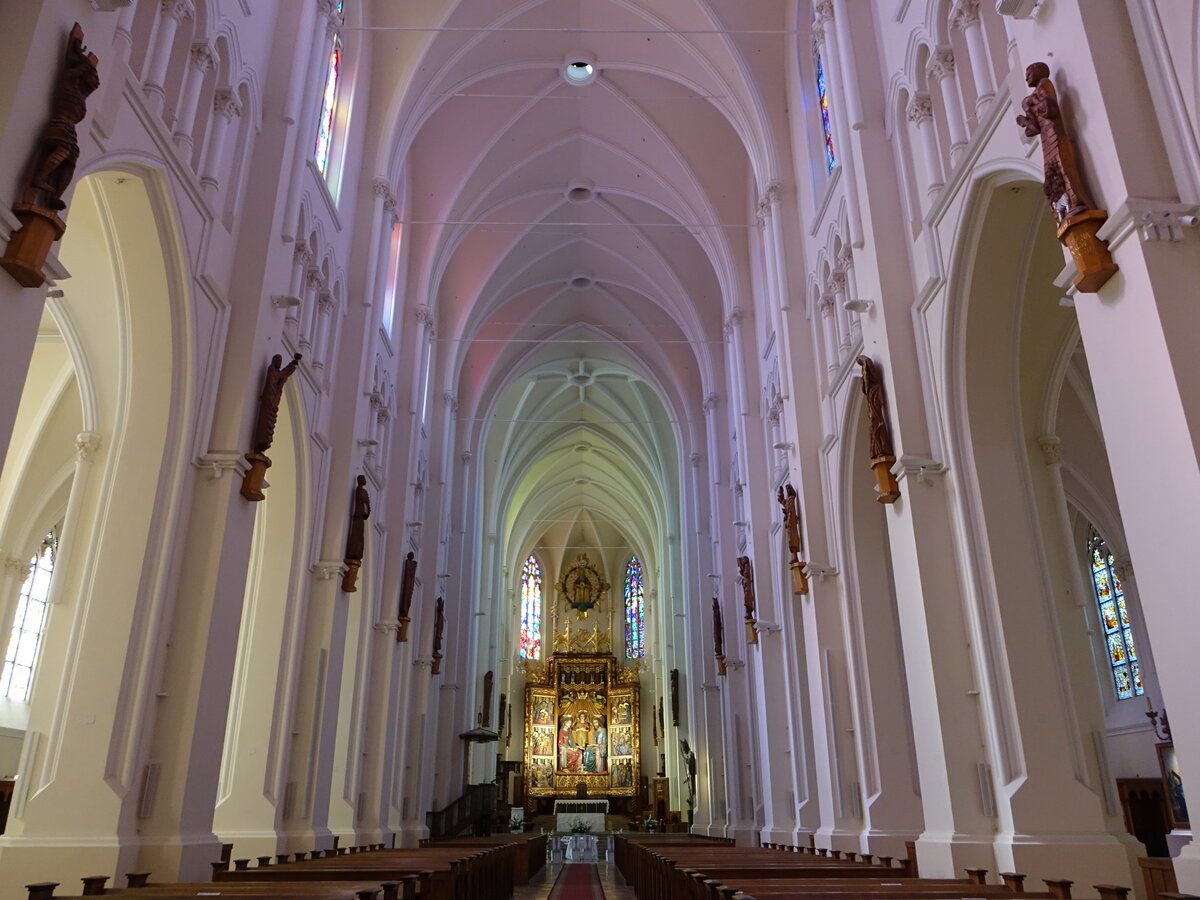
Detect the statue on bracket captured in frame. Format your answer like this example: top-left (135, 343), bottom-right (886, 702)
top-left (430, 596), bottom-right (445, 674)
top-left (241, 353), bottom-right (302, 501)
top-left (737, 556), bottom-right (757, 644)
top-left (555, 554), bottom-right (610, 619)
top-left (778, 483), bottom-right (809, 595)
top-left (2, 24), bottom-right (101, 288)
top-left (856, 356), bottom-right (900, 504)
top-left (341, 474), bottom-right (370, 592)
top-left (396, 551), bottom-right (417, 642)
top-left (1016, 62), bottom-right (1117, 293)
top-left (712, 597), bottom-right (726, 676)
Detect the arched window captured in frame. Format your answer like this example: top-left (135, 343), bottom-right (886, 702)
top-left (519, 555), bottom-right (542, 659)
top-left (624, 556), bottom-right (645, 659)
top-left (1, 529), bottom-right (58, 702)
top-left (1087, 527), bottom-right (1143, 700)
top-left (314, 0), bottom-right (345, 178)
top-left (815, 48), bottom-right (836, 173)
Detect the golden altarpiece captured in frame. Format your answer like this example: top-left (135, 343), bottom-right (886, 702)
top-left (523, 637), bottom-right (641, 799)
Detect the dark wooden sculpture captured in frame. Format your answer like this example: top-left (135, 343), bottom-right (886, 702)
top-left (341, 474), bottom-right (370, 592)
top-left (738, 555), bottom-right (757, 644)
top-left (1016, 62), bottom-right (1117, 292)
top-left (712, 597), bottom-right (726, 676)
top-left (482, 671), bottom-right (494, 728)
top-left (2, 24), bottom-right (100, 287)
top-left (396, 551), bottom-right (417, 642)
top-left (430, 596), bottom-right (445, 674)
top-left (241, 353), bottom-right (301, 501)
top-left (778, 483), bottom-right (809, 595)
top-left (670, 668), bottom-right (680, 727)
top-left (856, 356), bottom-right (900, 504)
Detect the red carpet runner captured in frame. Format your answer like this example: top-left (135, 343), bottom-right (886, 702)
top-left (547, 862), bottom-right (606, 900)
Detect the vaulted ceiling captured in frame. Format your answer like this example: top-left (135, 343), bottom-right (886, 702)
top-left (362, 0), bottom-right (794, 619)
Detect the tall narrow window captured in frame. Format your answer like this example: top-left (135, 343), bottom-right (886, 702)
top-left (1088, 528), bottom-right (1143, 700)
top-left (815, 50), bottom-right (836, 173)
top-left (314, 0), bottom-right (345, 178)
top-left (1, 529), bottom-right (58, 702)
top-left (519, 555), bottom-right (542, 659)
top-left (624, 556), bottom-right (645, 659)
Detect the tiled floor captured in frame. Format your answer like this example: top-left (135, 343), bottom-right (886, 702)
top-left (514, 858), bottom-right (637, 899)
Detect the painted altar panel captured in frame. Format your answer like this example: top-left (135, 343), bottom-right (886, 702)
top-left (524, 653), bottom-right (640, 797)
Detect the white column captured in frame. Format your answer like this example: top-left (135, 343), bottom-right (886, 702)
top-left (838, 248), bottom-right (862, 344)
top-left (143, 0), bottom-right (195, 115)
top-left (928, 48), bottom-right (968, 165)
top-left (299, 268), bottom-right (323, 349)
top-left (907, 93), bottom-right (944, 200)
top-left (285, 245), bottom-right (311, 336)
top-left (951, 0), bottom-right (995, 116)
top-left (173, 42), bottom-right (215, 155)
top-left (113, 1), bottom-right (140, 62)
top-left (199, 88), bottom-right (242, 194)
top-left (818, 295), bottom-right (840, 376)
top-left (312, 292), bottom-right (334, 372)
top-left (830, 272), bottom-right (851, 353)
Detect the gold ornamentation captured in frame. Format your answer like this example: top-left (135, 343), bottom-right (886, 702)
top-left (555, 553), bottom-right (610, 619)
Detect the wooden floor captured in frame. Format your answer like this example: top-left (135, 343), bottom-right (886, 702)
top-left (514, 857), bottom-right (635, 900)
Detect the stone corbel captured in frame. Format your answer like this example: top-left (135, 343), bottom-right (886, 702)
top-left (723, 657), bottom-right (746, 671)
top-left (892, 455), bottom-right (948, 485)
top-left (372, 621), bottom-right (400, 635)
top-left (195, 452), bottom-right (243, 480)
top-left (805, 565), bottom-right (837, 581)
top-left (413, 658), bottom-right (434, 670)
top-left (311, 560), bottom-right (344, 581)
top-left (754, 621), bottom-right (783, 636)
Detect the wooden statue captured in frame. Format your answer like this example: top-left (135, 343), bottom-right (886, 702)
top-left (738, 555), bottom-right (757, 644)
top-left (430, 596), bottom-right (445, 674)
top-left (341, 474), bottom-right (370, 592)
top-left (778, 483), bottom-right (809, 595)
top-left (670, 668), bottom-right (680, 727)
top-left (856, 356), bottom-right (900, 504)
top-left (680, 738), bottom-right (697, 817)
top-left (1016, 62), bottom-right (1117, 292)
top-left (482, 670), bottom-right (493, 728)
top-left (2, 24), bottom-right (100, 288)
top-left (396, 551), bottom-right (417, 642)
top-left (712, 597), bottom-right (726, 676)
top-left (241, 353), bottom-right (302, 501)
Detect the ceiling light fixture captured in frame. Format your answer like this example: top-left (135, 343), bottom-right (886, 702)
top-left (563, 54), bottom-right (598, 86)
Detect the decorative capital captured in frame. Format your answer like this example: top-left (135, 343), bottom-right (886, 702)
top-left (161, 0), bottom-right (196, 23)
top-left (829, 272), bottom-right (847, 293)
top-left (3, 555), bottom-right (30, 579)
top-left (189, 42), bottom-right (216, 72)
top-left (1038, 434), bottom-right (1062, 466)
top-left (460, 449), bottom-right (472, 464)
top-left (703, 393), bottom-right (718, 414)
top-left (75, 431), bottom-right (101, 462)
top-left (818, 294), bottom-right (836, 317)
top-left (689, 451), bottom-right (701, 467)
top-left (723, 307), bottom-right (743, 337)
top-left (294, 244), bottom-right (312, 267)
top-left (443, 391), bottom-right (458, 411)
top-left (907, 93), bottom-right (933, 125)
top-left (813, 0), bottom-right (835, 25)
top-left (415, 305), bottom-right (434, 327)
top-left (837, 247), bottom-right (854, 270)
top-left (372, 177), bottom-right (391, 199)
top-left (306, 267), bottom-right (324, 289)
top-left (213, 88), bottom-right (242, 120)
top-left (928, 47), bottom-right (956, 81)
top-left (317, 293), bottom-right (335, 314)
top-left (950, 0), bottom-right (980, 30)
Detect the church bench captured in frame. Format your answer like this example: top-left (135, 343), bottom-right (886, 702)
top-left (415, 832), bottom-right (548, 882)
top-left (212, 843), bottom-right (517, 900)
top-left (27, 880), bottom-right (407, 900)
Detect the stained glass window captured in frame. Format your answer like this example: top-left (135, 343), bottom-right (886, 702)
top-left (624, 556), bottom-right (645, 659)
top-left (0, 529), bottom-right (57, 702)
top-left (314, 1), bottom-right (345, 178)
top-left (1088, 528), bottom-right (1143, 700)
top-left (519, 555), bottom-right (542, 660)
top-left (815, 51), bottom-right (836, 173)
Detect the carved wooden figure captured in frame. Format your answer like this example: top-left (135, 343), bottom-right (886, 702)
top-left (241, 353), bottom-right (302, 501)
top-left (396, 551), bottom-right (417, 641)
top-left (1016, 62), bottom-right (1117, 292)
top-left (2, 24), bottom-right (100, 288)
top-left (341, 474), bottom-right (370, 592)
top-left (430, 596), bottom-right (445, 674)
top-left (856, 356), bottom-right (901, 504)
top-left (738, 555), bottom-right (758, 644)
top-left (778, 483), bottom-right (809, 594)
top-left (482, 671), bottom-right (494, 728)
top-left (712, 597), bottom-right (726, 676)
top-left (670, 668), bottom-right (680, 726)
